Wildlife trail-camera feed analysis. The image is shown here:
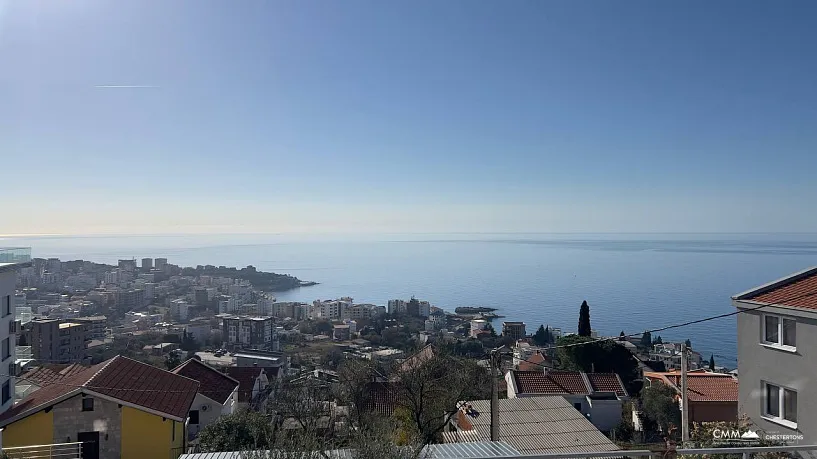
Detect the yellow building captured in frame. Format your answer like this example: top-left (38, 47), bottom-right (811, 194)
top-left (0, 356), bottom-right (199, 459)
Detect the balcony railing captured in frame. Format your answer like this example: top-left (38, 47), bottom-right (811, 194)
top-left (1, 442), bottom-right (82, 459)
top-left (0, 248), bottom-right (31, 264)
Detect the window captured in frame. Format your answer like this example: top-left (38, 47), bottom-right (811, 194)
top-left (2, 296), bottom-right (9, 317)
top-left (763, 382), bottom-right (797, 427)
top-left (1, 380), bottom-right (9, 404)
top-left (82, 398), bottom-right (94, 411)
top-left (189, 410), bottom-right (200, 424)
top-left (172, 421), bottom-right (176, 441)
top-left (1, 338), bottom-right (9, 361)
top-left (762, 315), bottom-right (796, 349)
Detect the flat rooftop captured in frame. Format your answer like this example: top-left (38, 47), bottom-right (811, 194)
top-left (59, 323), bottom-right (83, 329)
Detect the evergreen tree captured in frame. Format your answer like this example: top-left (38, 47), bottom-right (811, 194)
top-left (653, 335), bottom-right (663, 345)
top-left (709, 354), bottom-right (716, 371)
top-left (619, 331), bottom-right (626, 341)
top-left (544, 325), bottom-right (551, 344)
top-left (640, 331), bottom-right (652, 348)
top-left (685, 339), bottom-right (692, 349)
top-left (578, 300), bottom-right (592, 337)
top-left (533, 325), bottom-right (547, 346)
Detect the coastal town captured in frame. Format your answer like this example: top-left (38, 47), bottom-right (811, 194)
top-left (0, 247), bottom-right (812, 458)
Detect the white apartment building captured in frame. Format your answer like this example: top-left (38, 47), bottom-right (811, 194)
top-left (219, 296), bottom-right (243, 314)
top-left (388, 299), bottom-right (407, 315)
top-left (0, 250), bottom-right (29, 416)
top-left (170, 299), bottom-right (190, 322)
top-left (312, 298), bottom-right (352, 320)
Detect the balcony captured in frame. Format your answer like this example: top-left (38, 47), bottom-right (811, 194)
top-left (1, 442), bottom-right (82, 459)
top-left (0, 248), bottom-right (31, 264)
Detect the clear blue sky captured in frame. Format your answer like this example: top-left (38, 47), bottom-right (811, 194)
top-left (1, 1), bottom-right (816, 235)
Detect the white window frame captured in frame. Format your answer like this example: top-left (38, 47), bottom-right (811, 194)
top-left (761, 381), bottom-right (797, 429)
top-left (760, 314), bottom-right (796, 351)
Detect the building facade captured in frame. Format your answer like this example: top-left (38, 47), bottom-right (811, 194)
top-left (221, 316), bottom-right (278, 350)
top-left (733, 267), bottom-right (817, 442)
top-left (502, 321), bottom-right (526, 341)
top-left (0, 257), bottom-right (26, 416)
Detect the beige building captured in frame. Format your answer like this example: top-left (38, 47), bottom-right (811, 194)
top-left (30, 319), bottom-right (87, 363)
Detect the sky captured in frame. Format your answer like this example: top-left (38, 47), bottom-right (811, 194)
top-left (1, 0), bottom-right (816, 235)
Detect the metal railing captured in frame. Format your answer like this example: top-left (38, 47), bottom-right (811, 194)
top-left (1, 441), bottom-right (82, 459)
top-left (0, 248), bottom-right (31, 264)
top-left (482, 444), bottom-right (817, 459)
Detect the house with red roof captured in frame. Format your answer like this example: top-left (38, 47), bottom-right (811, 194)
top-left (504, 369), bottom-right (629, 432)
top-left (0, 355), bottom-right (198, 459)
top-left (172, 359), bottom-right (239, 438)
top-left (644, 370), bottom-right (738, 423)
top-left (733, 267), bottom-right (817, 441)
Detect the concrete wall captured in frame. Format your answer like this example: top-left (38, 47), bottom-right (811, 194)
top-left (586, 398), bottom-right (623, 432)
top-left (188, 393), bottom-right (224, 437)
top-left (736, 302), bottom-right (816, 441)
top-left (0, 271), bottom-right (15, 415)
top-left (53, 394), bottom-right (122, 458)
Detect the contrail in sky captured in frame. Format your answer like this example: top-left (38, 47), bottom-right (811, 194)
top-left (95, 85), bottom-right (159, 89)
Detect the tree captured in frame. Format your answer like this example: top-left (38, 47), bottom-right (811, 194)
top-left (640, 331), bottom-right (652, 348)
top-left (198, 411), bottom-right (273, 452)
top-left (487, 323), bottom-right (497, 338)
top-left (556, 335), bottom-right (640, 395)
top-left (619, 331), bottom-right (626, 341)
top-left (392, 348), bottom-right (491, 445)
top-left (578, 300), bottom-right (591, 337)
top-left (641, 383), bottom-right (681, 437)
top-left (709, 354), bottom-right (716, 371)
top-left (685, 339), bottom-right (692, 350)
top-left (653, 335), bottom-right (663, 345)
top-left (533, 325), bottom-right (548, 346)
top-left (544, 325), bottom-right (551, 344)
top-left (164, 353), bottom-right (182, 370)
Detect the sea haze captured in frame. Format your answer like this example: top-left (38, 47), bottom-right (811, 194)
top-left (6, 233), bottom-right (817, 368)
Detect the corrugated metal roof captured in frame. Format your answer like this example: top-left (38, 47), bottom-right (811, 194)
top-left (179, 442), bottom-right (521, 459)
top-left (451, 397), bottom-right (619, 455)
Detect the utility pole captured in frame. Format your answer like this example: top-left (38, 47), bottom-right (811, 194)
top-left (490, 348), bottom-right (499, 441)
top-left (681, 342), bottom-right (689, 443)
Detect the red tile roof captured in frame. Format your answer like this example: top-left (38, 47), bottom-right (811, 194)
top-left (645, 371), bottom-right (738, 402)
top-left (361, 382), bottom-right (399, 416)
top-left (512, 371), bottom-right (628, 397)
top-left (0, 356), bottom-right (199, 426)
top-left (587, 373), bottom-right (629, 397)
top-left (172, 359), bottom-right (239, 405)
top-left (20, 364), bottom-right (90, 387)
top-left (512, 371), bottom-right (590, 395)
top-left (736, 267), bottom-right (817, 310)
top-left (224, 367), bottom-right (279, 403)
top-left (518, 352), bottom-right (551, 372)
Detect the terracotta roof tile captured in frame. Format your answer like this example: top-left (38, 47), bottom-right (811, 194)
top-left (86, 356), bottom-right (199, 420)
top-left (587, 373), bottom-right (628, 397)
top-left (224, 367), bottom-right (278, 403)
top-left (361, 382), bottom-right (399, 416)
top-left (172, 359), bottom-right (239, 405)
top-left (645, 371), bottom-right (738, 402)
top-left (513, 371), bottom-right (589, 395)
top-left (518, 353), bottom-right (551, 372)
top-left (739, 268), bottom-right (817, 310)
top-left (20, 364), bottom-right (90, 387)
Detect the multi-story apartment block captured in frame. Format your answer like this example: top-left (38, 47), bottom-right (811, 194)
top-left (0, 249), bottom-right (28, 415)
top-left (387, 299), bottom-right (406, 315)
top-left (502, 321), bottom-right (527, 341)
top-left (74, 316), bottom-right (107, 340)
top-left (30, 318), bottom-right (87, 364)
top-left (733, 267), bottom-right (817, 442)
top-left (221, 315), bottom-right (278, 351)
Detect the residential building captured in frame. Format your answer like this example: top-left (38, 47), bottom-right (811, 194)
top-left (644, 370), bottom-right (738, 423)
top-left (171, 359), bottom-right (239, 438)
top-left (0, 252), bottom-right (28, 415)
top-left (194, 287), bottom-right (209, 307)
top-left (114, 288), bottom-right (145, 310)
top-left (141, 258), bottom-right (153, 270)
top-left (0, 355), bottom-right (197, 459)
top-left (512, 341), bottom-right (550, 368)
top-left (387, 299), bottom-right (406, 315)
top-left (30, 318), bottom-right (87, 363)
top-left (733, 267), bottom-right (817, 441)
top-left (171, 299), bottom-right (190, 322)
top-left (155, 258), bottom-right (168, 271)
top-left (502, 321), bottom-right (526, 341)
top-left (221, 315), bottom-right (278, 350)
top-left (425, 310), bottom-right (447, 331)
top-left (234, 350), bottom-right (287, 371)
top-left (218, 296), bottom-right (243, 314)
top-left (74, 316), bottom-right (107, 340)
top-left (333, 324), bottom-right (351, 341)
top-left (504, 370), bottom-right (629, 432)
top-left (341, 303), bottom-right (381, 320)
top-left (649, 342), bottom-right (703, 371)
top-left (224, 367), bottom-right (277, 410)
top-left (470, 319), bottom-right (490, 338)
top-left (444, 396), bottom-right (619, 455)
top-left (312, 298), bottom-right (351, 320)
top-left (118, 259), bottom-right (137, 272)
top-left (185, 322), bottom-right (212, 345)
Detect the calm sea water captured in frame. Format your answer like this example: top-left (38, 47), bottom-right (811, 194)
top-left (5, 233), bottom-right (817, 368)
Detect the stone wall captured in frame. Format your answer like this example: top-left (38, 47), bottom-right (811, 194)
top-left (52, 394), bottom-right (122, 458)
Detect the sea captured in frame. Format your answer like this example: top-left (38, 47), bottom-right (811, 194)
top-left (5, 232), bottom-right (817, 368)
